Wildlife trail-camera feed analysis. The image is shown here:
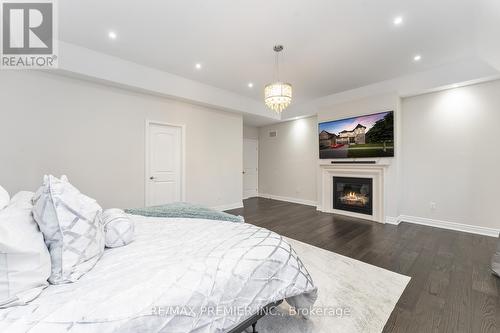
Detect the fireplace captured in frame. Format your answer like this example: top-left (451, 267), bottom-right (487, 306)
top-left (333, 177), bottom-right (373, 215)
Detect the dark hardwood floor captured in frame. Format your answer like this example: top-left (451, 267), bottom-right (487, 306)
top-left (227, 197), bottom-right (500, 333)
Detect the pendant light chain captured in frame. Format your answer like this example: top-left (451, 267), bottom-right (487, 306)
top-left (275, 50), bottom-right (279, 82)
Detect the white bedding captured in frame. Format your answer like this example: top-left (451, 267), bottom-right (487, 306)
top-left (0, 216), bottom-right (317, 333)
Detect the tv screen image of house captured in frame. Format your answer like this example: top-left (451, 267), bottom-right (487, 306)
top-left (318, 111), bottom-right (394, 159)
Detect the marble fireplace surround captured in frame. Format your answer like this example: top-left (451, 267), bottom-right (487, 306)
top-left (317, 162), bottom-right (389, 223)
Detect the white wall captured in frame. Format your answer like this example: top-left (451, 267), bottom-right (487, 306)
top-left (243, 125), bottom-right (259, 140)
top-left (258, 117), bottom-right (318, 204)
top-left (401, 79), bottom-right (500, 230)
top-left (0, 71), bottom-right (243, 210)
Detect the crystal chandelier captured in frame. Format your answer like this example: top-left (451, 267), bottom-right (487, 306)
top-left (264, 45), bottom-right (292, 113)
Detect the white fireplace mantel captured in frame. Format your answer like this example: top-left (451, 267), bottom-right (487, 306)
top-left (317, 162), bottom-right (389, 223)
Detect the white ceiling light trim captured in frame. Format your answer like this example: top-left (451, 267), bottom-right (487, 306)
top-left (108, 31), bottom-right (117, 40)
top-left (55, 42), bottom-right (279, 121)
top-left (265, 45), bottom-right (292, 114)
top-left (393, 16), bottom-right (403, 25)
top-left (413, 54), bottom-right (422, 62)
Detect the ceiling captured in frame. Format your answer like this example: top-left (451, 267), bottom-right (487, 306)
top-left (59, 0), bottom-right (481, 106)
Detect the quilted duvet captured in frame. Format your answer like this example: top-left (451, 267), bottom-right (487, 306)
top-left (0, 215), bottom-right (317, 333)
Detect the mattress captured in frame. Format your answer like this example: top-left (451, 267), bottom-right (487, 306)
top-left (0, 216), bottom-right (317, 333)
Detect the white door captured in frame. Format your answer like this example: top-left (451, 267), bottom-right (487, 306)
top-left (146, 122), bottom-right (183, 206)
top-left (243, 139), bottom-right (258, 199)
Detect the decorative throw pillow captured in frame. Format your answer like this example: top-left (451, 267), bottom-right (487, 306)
top-left (0, 185), bottom-right (9, 210)
top-left (102, 208), bottom-right (134, 248)
top-left (32, 175), bottom-right (105, 284)
top-left (492, 234), bottom-right (500, 278)
top-left (0, 192), bottom-right (51, 308)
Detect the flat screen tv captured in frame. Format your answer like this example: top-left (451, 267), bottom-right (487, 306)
top-left (319, 111), bottom-right (394, 159)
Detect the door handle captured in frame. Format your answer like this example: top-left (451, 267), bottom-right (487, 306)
top-left (150, 176), bottom-right (156, 180)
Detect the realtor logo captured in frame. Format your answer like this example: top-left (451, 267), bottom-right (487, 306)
top-left (1, 0), bottom-right (58, 68)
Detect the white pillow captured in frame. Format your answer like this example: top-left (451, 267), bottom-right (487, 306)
top-left (32, 175), bottom-right (105, 284)
top-left (0, 185), bottom-right (9, 210)
top-left (0, 192), bottom-right (51, 308)
top-left (103, 209), bottom-right (135, 248)
top-left (10, 191), bottom-right (35, 205)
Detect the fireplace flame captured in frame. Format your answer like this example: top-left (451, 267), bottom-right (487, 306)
top-left (340, 191), bottom-right (368, 206)
top-left (347, 192), bottom-right (358, 199)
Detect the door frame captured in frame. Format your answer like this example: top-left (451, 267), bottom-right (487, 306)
top-left (243, 138), bottom-right (259, 199)
top-left (145, 119), bottom-right (186, 206)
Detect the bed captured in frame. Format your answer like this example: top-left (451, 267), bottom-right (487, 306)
top-left (0, 215), bottom-right (317, 333)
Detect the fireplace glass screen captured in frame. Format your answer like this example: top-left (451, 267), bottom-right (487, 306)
top-left (333, 177), bottom-right (373, 215)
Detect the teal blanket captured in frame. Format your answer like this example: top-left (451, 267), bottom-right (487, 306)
top-left (125, 202), bottom-right (244, 223)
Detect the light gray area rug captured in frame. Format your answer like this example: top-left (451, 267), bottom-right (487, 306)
top-left (246, 237), bottom-right (410, 333)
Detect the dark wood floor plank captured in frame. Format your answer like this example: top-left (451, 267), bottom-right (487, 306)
top-left (471, 291), bottom-right (499, 333)
top-left (227, 197), bottom-right (500, 332)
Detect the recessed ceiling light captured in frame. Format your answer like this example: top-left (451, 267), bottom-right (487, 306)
top-left (195, 63), bottom-right (202, 70)
top-left (413, 54), bottom-right (422, 62)
top-left (108, 31), bottom-right (117, 40)
top-left (247, 82), bottom-right (254, 88)
top-left (393, 16), bottom-right (403, 26)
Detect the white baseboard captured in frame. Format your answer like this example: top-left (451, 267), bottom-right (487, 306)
top-left (211, 201), bottom-right (244, 211)
top-left (385, 216), bottom-right (400, 225)
top-left (258, 193), bottom-right (317, 207)
top-left (398, 215), bottom-right (499, 237)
